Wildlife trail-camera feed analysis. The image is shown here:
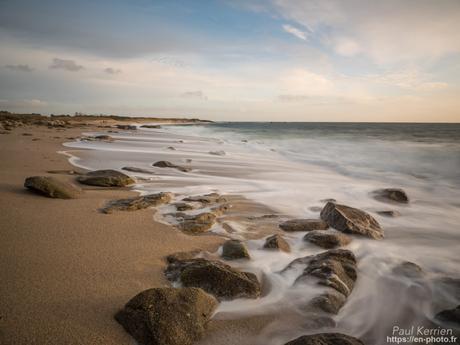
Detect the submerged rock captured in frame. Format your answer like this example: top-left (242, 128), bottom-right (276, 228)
top-left (102, 192), bottom-right (173, 213)
top-left (221, 240), bottom-right (250, 260)
top-left (174, 202), bottom-right (196, 211)
top-left (263, 234), bottom-right (291, 252)
top-left (24, 176), bottom-right (81, 199)
top-left (284, 333), bottom-right (364, 345)
top-left (435, 305), bottom-right (460, 326)
top-left (177, 212), bottom-right (217, 233)
top-left (377, 210), bottom-right (401, 217)
top-left (140, 124), bottom-right (161, 129)
top-left (116, 124), bottom-right (137, 130)
top-left (165, 258), bottom-right (261, 300)
top-left (209, 150), bottom-right (226, 156)
top-left (308, 292), bottom-right (347, 315)
top-left (372, 188), bottom-right (409, 204)
top-left (320, 202), bottom-right (384, 240)
top-left (152, 161), bottom-right (191, 172)
top-left (280, 219), bottom-right (329, 232)
top-left (94, 135), bottom-right (113, 141)
top-left (303, 230), bottom-right (351, 249)
top-left (115, 287), bottom-right (217, 345)
top-left (182, 193), bottom-right (226, 204)
top-left (78, 169), bottom-right (135, 187)
top-left (392, 261), bottom-right (424, 279)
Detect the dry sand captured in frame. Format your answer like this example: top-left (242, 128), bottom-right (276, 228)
top-left (0, 125), bottom-right (225, 344)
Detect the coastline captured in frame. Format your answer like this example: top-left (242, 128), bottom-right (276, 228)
top-left (0, 123), bottom-right (225, 344)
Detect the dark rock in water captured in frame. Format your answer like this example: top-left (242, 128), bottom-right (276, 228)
top-left (284, 333), bottom-right (364, 345)
top-left (167, 146), bottom-right (176, 150)
top-left (182, 193), bottom-right (226, 204)
top-left (372, 188), bottom-right (409, 204)
top-left (304, 230), bottom-right (351, 249)
top-left (377, 210), bottom-right (401, 217)
top-left (174, 202), bottom-right (195, 211)
top-left (24, 176), bottom-right (81, 199)
top-left (309, 292), bottom-right (347, 314)
top-left (102, 192), bottom-right (173, 213)
top-left (320, 202), bottom-right (384, 240)
top-left (209, 150), bottom-right (226, 156)
top-left (94, 135), bottom-right (113, 141)
top-left (22, 132), bottom-right (33, 136)
top-left (116, 124), bottom-right (137, 130)
top-left (140, 124), bottom-right (161, 129)
top-left (152, 161), bottom-right (191, 172)
top-left (222, 240), bottom-right (250, 260)
top-left (121, 166), bottom-right (154, 174)
top-left (280, 219), bottom-right (329, 232)
top-left (115, 287), bottom-right (218, 345)
top-left (166, 250), bottom-right (202, 264)
top-left (263, 234), bottom-right (291, 252)
top-left (392, 261), bottom-right (424, 279)
top-left (435, 305), bottom-right (460, 326)
top-left (177, 212), bottom-right (216, 233)
top-left (165, 258), bottom-right (261, 300)
top-left (78, 169), bottom-right (135, 187)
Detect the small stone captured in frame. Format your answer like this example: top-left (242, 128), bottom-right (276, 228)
top-left (377, 210), bottom-right (401, 217)
top-left (221, 240), bottom-right (250, 260)
top-left (263, 234), bottom-right (291, 252)
top-left (392, 261), bottom-right (424, 279)
top-left (209, 150), bottom-right (226, 156)
top-left (372, 188), bottom-right (409, 204)
top-left (304, 230), bottom-right (351, 249)
top-left (153, 161), bottom-right (191, 172)
top-left (78, 169), bottom-right (135, 187)
top-left (177, 212), bottom-right (217, 233)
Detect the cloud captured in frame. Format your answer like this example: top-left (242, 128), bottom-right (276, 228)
top-left (180, 91), bottom-right (208, 100)
top-left (282, 24), bottom-right (308, 41)
top-left (5, 64), bottom-right (33, 72)
top-left (49, 58), bottom-right (83, 72)
top-left (330, 37), bottom-right (361, 57)
top-left (104, 67), bottom-right (121, 74)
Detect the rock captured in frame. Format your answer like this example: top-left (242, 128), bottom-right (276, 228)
top-left (153, 161), bottom-right (191, 172)
top-left (77, 169), bottom-right (135, 187)
top-left (121, 166), bottom-right (154, 174)
top-left (209, 150), bottom-right (226, 156)
top-left (174, 202), bottom-right (195, 211)
top-left (167, 146), bottom-right (176, 150)
top-left (303, 230), bottom-right (351, 249)
top-left (22, 132), bottom-right (33, 136)
top-left (166, 250), bottom-right (202, 264)
top-left (320, 202), bottom-right (384, 240)
top-left (308, 292), bottom-right (347, 314)
top-left (435, 305), bottom-right (460, 326)
top-left (392, 261), bottom-right (424, 279)
top-left (372, 188), bottom-right (409, 204)
top-left (140, 124), bottom-right (161, 129)
top-left (321, 198), bottom-right (337, 203)
top-left (211, 203), bottom-right (230, 216)
top-left (284, 333), bottom-right (364, 345)
top-left (116, 124), bottom-right (137, 130)
top-left (222, 240), bottom-right (250, 260)
top-left (102, 192), bottom-right (173, 213)
top-left (177, 212), bottom-right (216, 233)
top-left (165, 258), bottom-right (261, 300)
top-left (263, 234), bottom-right (291, 252)
top-left (182, 193), bottom-right (226, 204)
top-left (377, 210), bottom-right (401, 217)
top-left (115, 287), bottom-right (218, 345)
top-left (94, 135), bottom-right (113, 141)
top-left (280, 219), bottom-right (329, 232)
top-left (24, 176), bottom-right (81, 199)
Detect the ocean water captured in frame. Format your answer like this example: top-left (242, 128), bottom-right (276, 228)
top-left (64, 122), bottom-right (460, 344)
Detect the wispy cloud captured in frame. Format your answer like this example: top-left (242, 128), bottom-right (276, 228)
top-left (49, 58), bottom-right (83, 72)
top-left (5, 64), bottom-right (33, 72)
top-left (282, 24), bottom-right (308, 41)
top-left (104, 67), bottom-right (122, 74)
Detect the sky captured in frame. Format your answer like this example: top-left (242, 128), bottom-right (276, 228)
top-left (1, 0), bottom-right (460, 122)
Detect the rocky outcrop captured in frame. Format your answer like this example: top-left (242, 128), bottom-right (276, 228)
top-left (263, 234), bottom-right (291, 252)
top-left (372, 188), bottom-right (409, 204)
top-left (165, 258), bottom-right (261, 300)
top-left (24, 176), bottom-right (81, 199)
top-left (303, 230), bottom-right (351, 249)
top-left (102, 192), bottom-right (173, 213)
top-left (177, 212), bottom-right (217, 233)
top-left (284, 333), bottom-right (364, 345)
top-left (221, 240), bottom-right (250, 260)
top-left (279, 219), bottom-right (329, 232)
top-left (435, 305), bottom-right (460, 326)
top-left (115, 287), bottom-right (218, 345)
top-left (152, 161), bottom-right (191, 172)
top-left (77, 169), bottom-right (135, 187)
top-left (320, 202), bottom-right (384, 240)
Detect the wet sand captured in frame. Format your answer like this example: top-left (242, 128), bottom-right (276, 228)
top-left (0, 125), bottom-right (225, 344)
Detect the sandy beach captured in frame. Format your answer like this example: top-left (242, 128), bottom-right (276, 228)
top-left (0, 124), bottom-right (225, 344)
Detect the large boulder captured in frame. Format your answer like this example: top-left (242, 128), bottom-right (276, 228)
top-left (115, 287), bottom-right (217, 345)
top-left (303, 230), bottom-right (351, 249)
top-left (284, 333), bottom-right (364, 345)
top-left (280, 219), bottom-right (329, 232)
top-left (102, 192), bottom-right (173, 213)
top-left (24, 176), bottom-right (81, 199)
top-left (320, 202), bottom-right (383, 240)
top-left (372, 188), bottom-right (409, 204)
top-left (263, 234), bottom-right (291, 252)
top-left (153, 161), bottom-right (190, 172)
top-left (77, 169), bottom-right (135, 187)
top-left (165, 258), bottom-right (261, 300)
top-left (221, 240), bottom-right (250, 260)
